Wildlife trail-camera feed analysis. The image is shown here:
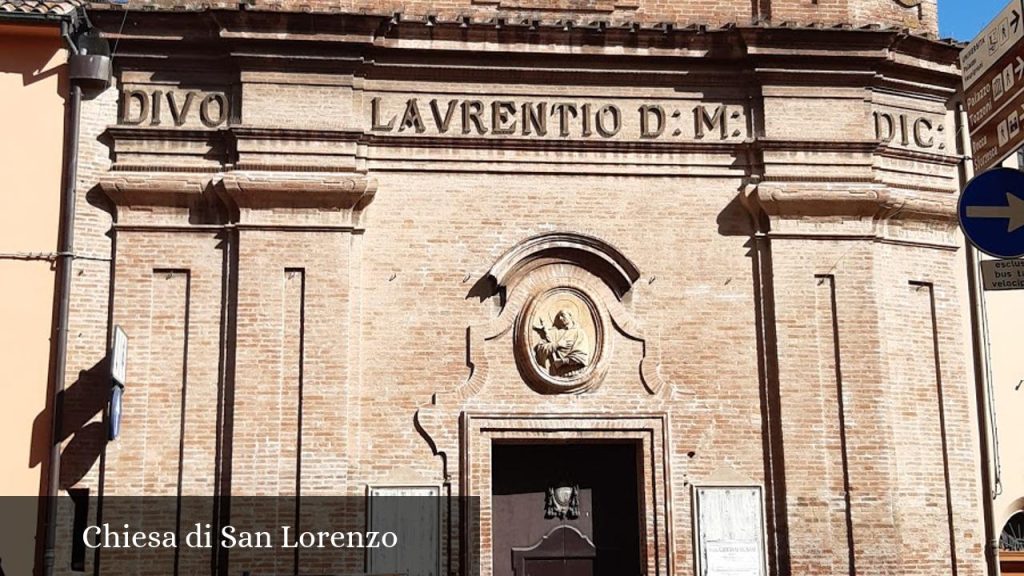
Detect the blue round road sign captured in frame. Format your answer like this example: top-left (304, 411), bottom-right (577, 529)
top-left (958, 167), bottom-right (1024, 259)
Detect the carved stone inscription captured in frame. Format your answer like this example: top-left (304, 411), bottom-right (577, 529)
top-left (873, 110), bottom-right (946, 151)
top-left (119, 89), bottom-right (230, 128)
top-left (371, 96), bottom-right (748, 141)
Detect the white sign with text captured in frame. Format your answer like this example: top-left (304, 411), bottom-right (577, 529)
top-left (982, 258), bottom-right (1024, 290)
top-left (695, 486), bottom-right (766, 576)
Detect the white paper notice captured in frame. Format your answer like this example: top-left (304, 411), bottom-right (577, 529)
top-left (697, 487), bottom-right (765, 576)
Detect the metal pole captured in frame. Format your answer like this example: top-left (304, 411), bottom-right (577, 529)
top-left (956, 100), bottom-right (1001, 576)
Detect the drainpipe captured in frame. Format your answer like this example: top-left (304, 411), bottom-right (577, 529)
top-left (42, 15), bottom-right (111, 576)
top-left (42, 18), bottom-right (81, 576)
top-left (955, 99), bottom-right (1001, 576)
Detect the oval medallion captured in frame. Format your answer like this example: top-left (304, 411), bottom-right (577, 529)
top-left (516, 287), bottom-right (606, 393)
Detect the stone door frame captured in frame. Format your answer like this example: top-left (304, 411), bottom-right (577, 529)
top-left (461, 412), bottom-right (674, 576)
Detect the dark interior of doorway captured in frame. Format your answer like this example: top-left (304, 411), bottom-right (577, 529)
top-left (491, 441), bottom-right (642, 576)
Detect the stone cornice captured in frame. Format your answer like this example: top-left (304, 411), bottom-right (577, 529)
top-left (91, 10), bottom-right (960, 79)
top-left (98, 172), bottom-right (219, 229)
top-left (363, 134), bottom-right (750, 154)
top-left (751, 183), bottom-right (896, 220)
top-left (98, 172), bottom-right (210, 208)
top-left (877, 144), bottom-right (962, 166)
top-left (103, 127), bottom-right (960, 167)
top-left (749, 182), bottom-right (957, 221)
top-left (99, 170), bottom-right (377, 229)
top-left (101, 122), bottom-right (966, 182)
top-left (106, 125), bottom-right (365, 174)
top-left (883, 188), bottom-right (959, 224)
top-left (743, 181), bottom-right (960, 248)
top-left (218, 171), bottom-right (376, 211)
top-left (754, 138), bottom-right (882, 154)
top-left (227, 126), bottom-right (363, 143)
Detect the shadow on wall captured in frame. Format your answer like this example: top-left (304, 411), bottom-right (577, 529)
top-left (716, 188), bottom-right (793, 575)
top-left (30, 356), bottom-right (110, 490)
top-left (0, 35), bottom-right (68, 99)
top-left (716, 190), bottom-right (758, 238)
top-left (25, 355), bottom-right (110, 574)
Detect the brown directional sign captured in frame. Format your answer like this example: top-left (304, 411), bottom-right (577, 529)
top-left (962, 0), bottom-right (1024, 172)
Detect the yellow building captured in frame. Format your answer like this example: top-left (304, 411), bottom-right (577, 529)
top-left (976, 156), bottom-right (1024, 576)
top-left (0, 6), bottom-right (69, 575)
top-left (989, 272), bottom-right (1024, 574)
top-left (0, 2), bottom-right (110, 574)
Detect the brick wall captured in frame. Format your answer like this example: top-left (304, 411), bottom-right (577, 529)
top-left (52, 10), bottom-right (981, 576)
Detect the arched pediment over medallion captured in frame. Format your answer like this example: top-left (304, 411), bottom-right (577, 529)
top-left (415, 231), bottom-right (679, 481)
top-left (488, 231), bottom-right (641, 300)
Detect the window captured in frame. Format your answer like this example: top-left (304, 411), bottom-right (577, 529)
top-left (1002, 512), bottom-right (1024, 552)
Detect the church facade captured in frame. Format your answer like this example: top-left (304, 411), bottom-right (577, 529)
top-left (51, 0), bottom-right (988, 573)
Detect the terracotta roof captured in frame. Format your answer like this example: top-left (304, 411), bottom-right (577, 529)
top-left (0, 0), bottom-right (84, 17)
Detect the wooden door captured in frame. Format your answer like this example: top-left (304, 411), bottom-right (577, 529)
top-left (512, 525), bottom-right (596, 576)
top-left (492, 442), bottom-right (642, 576)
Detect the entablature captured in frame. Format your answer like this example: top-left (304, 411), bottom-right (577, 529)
top-left (92, 9), bottom-right (959, 81)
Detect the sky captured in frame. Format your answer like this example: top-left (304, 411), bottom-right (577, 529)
top-left (939, 0), bottom-right (1017, 40)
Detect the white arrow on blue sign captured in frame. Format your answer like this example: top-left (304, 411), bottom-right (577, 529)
top-left (958, 167), bottom-right (1024, 258)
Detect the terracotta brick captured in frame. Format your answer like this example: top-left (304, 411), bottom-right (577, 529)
top-left (51, 5), bottom-right (983, 576)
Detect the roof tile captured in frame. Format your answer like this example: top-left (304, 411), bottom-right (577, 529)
top-left (0, 0), bottom-right (84, 17)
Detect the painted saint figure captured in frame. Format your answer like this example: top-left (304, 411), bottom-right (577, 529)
top-left (533, 308), bottom-right (589, 377)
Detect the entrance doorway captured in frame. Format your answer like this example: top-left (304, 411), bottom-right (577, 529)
top-left (491, 442), bottom-right (642, 576)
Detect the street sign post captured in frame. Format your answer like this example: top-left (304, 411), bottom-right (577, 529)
top-left (111, 325), bottom-right (127, 386)
top-left (109, 325), bottom-right (128, 440)
top-left (961, 0), bottom-right (1024, 89)
top-left (961, 0), bottom-right (1024, 172)
top-left (981, 258), bottom-right (1024, 290)
top-left (958, 167), bottom-right (1024, 259)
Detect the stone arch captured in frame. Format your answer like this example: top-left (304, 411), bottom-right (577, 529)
top-left (1000, 508), bottom-right (1024, 575)
top-left (1001, 497), bottom-right (1024, 530)
top-left (488, 231), bottom-right (641, 299)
